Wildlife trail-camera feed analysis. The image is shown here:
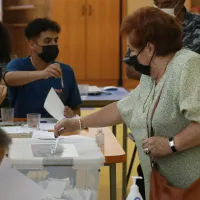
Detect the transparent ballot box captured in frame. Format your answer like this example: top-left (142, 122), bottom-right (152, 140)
top-left (9, 136), bottom-right (105, 200)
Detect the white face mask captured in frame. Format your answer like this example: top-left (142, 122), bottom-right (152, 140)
top-left (154, 5), bottom-right (175, 17)
top-left (160, 8), bottom-right (175, 16)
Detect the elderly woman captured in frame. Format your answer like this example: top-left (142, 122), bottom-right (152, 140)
top-left (55, 6), bottom-right (200, 200)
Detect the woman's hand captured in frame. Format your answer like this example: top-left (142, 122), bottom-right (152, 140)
top-left (0, 85), bottom-right (7, 104)
top-left (54, 118), bottom-right (79, 136)
top-left (142, 136), bottom-right (172, 157)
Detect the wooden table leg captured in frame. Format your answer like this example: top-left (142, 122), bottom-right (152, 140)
top-left (122, 123), bottom-right (128, 200)
top-left (110, 163), bottom-right (116, 200)
top-left (112, 125), bottom-right (117, 137)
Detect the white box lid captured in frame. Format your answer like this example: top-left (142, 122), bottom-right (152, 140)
top-left (9, 136), bottom-right (105, 169)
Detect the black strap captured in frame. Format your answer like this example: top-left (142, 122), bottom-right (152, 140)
top-left (149, 83), bottom-right (165, 169)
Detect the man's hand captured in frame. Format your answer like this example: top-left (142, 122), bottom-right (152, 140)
top-left (41, 63), bottom-right (62, 79)
top-left (64, 106), bottom-right (76, 118)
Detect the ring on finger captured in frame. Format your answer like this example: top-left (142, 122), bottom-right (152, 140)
top-left (143, 148), bottom-right (151, 155)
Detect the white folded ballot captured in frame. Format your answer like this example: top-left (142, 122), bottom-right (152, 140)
top-left (0, 157), bottom-right (44, 200)
top-left (44, 87), bottom-right (80, 121)
top-left (44, 88), bottom-right (65, 121)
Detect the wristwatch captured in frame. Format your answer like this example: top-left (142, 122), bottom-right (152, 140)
top-left (168, 137), bottom-right (177, 153)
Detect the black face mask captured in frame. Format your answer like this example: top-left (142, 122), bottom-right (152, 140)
top-left (123, 45), bottom-right (154, 76)
top-left (129, 55), bottom-right (151, 76)
top-left (36, 44), bottom-right (59, 63)
top-left (123, 48), bottom-right (133, 66)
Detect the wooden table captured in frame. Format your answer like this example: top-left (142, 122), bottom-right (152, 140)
top-left (9, 119), bottom-right (126, 200)
top-left (63, 128), bottom-right (126, 164)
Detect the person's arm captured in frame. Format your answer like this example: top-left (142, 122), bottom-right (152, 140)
top-left (5, 63), bottom-right (62, 86)
top-left (5, 71), bottom-right (44, 86)
top-left (175, 56), bottom-right (200, 151)
top-left (55, 102), bottom-right (123, 135)
top-left (174, 122), bottom-right (200, 151)
top-left (142, 122), bottom-right (200, 158)
top-left (81, 102), bottom-right (122, 127)
top-left (56, 83), bottom-right (141, 136)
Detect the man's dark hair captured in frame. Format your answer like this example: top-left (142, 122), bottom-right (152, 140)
top-left (0, 23), bottom-right (12, 63)
top-left (0, 128), bottom-right (11, 149)
top-left (25, 18), bottom-right (61, 40)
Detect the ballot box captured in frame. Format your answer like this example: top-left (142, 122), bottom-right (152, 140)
top-left (9, 136), bottom-right (105, 200)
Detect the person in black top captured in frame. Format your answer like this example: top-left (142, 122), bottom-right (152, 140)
top-left (0, 23), bottom-right (13, 106)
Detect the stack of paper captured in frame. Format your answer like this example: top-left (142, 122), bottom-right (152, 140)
top-left (32, 130), bottom-right (55, 139)
top-left (39, 123), bottom-right (56, 131)
top-left (1, 126), bottom-right (31, 134)
top-left (1, 126), bottom-right (32, 138)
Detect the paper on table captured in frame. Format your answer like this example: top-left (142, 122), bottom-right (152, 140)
top-left (0, 157), bottom-right (44, 200)
top-left (32, 130), bottom-right (55, 139)
top-left (44, 88), bottom-right (65, 121)
top-left (23, 123), bottom-right (56, 131)
top-left (40, 123), bottom-right (56, 131)
top-left (1, 126), bottom-right (31, 134)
